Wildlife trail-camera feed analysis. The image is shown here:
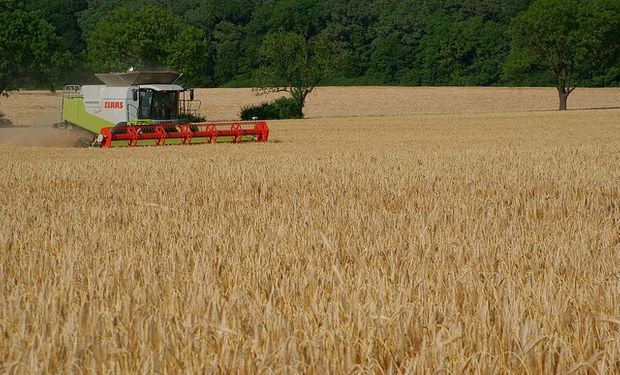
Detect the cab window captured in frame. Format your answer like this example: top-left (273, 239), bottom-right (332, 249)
top-left (138, 90), bottom-right (178, 120)
top-left (138, 90), bottom-right (153, 119)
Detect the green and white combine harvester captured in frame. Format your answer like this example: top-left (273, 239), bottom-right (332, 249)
top-left (59, 71), bottom-right (268, 147)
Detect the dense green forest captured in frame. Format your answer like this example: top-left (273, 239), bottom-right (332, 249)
top-left (2, 0), bottom-right (619, 90)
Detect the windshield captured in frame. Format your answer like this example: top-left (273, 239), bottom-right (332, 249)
top-left (138, 90), bottom-right (179, 120)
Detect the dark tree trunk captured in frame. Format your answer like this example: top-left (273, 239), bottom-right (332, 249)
top-left (557, 83), bottom-right (575, 110)
top-left (559, 91), bottom-right (569, 111)
top-left (556, 80), bottom-right (576, 111)
top-left (291, 87), bottom-right (313, 119)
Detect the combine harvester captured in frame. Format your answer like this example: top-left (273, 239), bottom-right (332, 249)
top-left (58, 71), bottom-right (269, 147)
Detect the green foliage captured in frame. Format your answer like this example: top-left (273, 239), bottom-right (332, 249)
top-left (240, 97), bottom-right (303, 120)
top-left (248, 0), bottom-right (322, 35)
top-left (366, 0), bottom-right (425, 83)
top-left (3, 0), bottom-right (619, 90)
top-left (409, 16), bottom-right (508, 85)
top-left (253, 31), bottom-right (345, 115)
top-left (0, 2), bottom-right (70, 94)
top-left (181, 0), bottom-right (257, 30)
top-left (25, 0), bottom-right (87, 54)
top-left (504, 0), bottom-right (620, 108)
top-left (318, 0), bottom-right (380, 79)
top-left (211, 21), bottom-right (244, 86)
top-left (86, 5), bottom-right (209, 86)
top-left (34, 0), bottom-right (91, 85)
top-left (77, 0), bottom-right (135, 37)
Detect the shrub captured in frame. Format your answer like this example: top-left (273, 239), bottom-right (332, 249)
top-left (240, 97), bottom-right (303, 120)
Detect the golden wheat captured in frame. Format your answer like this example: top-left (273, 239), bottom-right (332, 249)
top-left (1, 87), bottom-right (619, 126)
top-left (0, 109), bottom-right (619, 373)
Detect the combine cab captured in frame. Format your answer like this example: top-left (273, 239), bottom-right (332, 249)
top-left (59, 71), bottom-right (268, 147)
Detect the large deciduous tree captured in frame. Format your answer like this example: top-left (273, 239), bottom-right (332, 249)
top-left (253, 31), bottom-right (345, 116)
top-left (26, 0), bottom-right (87, 54)
top-left (86, 5), bottom-right (209, 86)
top-left (0, 3), bottom-right (69, 95)
top-left (505, 0), bottom-right (619, 110)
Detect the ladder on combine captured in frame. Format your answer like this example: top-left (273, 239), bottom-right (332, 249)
top-left (56, 85), bottom-right (81, 129)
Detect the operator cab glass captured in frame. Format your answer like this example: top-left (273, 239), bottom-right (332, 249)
top-left (137, 90), bottom-right (179, 120)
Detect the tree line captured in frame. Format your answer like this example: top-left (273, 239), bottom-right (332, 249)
top-left (1, 0), bottom-right (618, 112)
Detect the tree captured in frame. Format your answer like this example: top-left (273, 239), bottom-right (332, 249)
top-left (253, 31), bottom-right (344, 116)
top-left (26, 0), bottom-right (87, 54)
top-left (318, 0), bottom-right (380, 81)
top-left (367, 0), bottom-right (425, 84)
top-left (77, 0), bottom-right (138, 37)
top-left (505, 0), bottom-right (619, 110)
top-left (411, 15), bottom-right (508, 85)
top-left (182, 0), bottom-right (257, 30)
top-left (0, 3), bottom-right (69, 95)
top-left (86, 5), bottom-right (209, 86)
top-left (239, 0), bottom-right (325, 82)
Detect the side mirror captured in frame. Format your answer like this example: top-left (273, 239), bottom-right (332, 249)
top-left (189, 89), bottom-right (194, 101)
top-left (132, 89), bottom-right (138, 102)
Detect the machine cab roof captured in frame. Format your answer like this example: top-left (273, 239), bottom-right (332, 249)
top-left (95, 71), bottom-right (182, 87)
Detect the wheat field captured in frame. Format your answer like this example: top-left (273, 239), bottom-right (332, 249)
top-left (1, 105), bottom-right (619, 373)
top-left (1, 86), bottom-right (619, 126)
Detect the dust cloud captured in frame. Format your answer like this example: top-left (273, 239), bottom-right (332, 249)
top-left (0, 126), bottom-right (91, 148)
